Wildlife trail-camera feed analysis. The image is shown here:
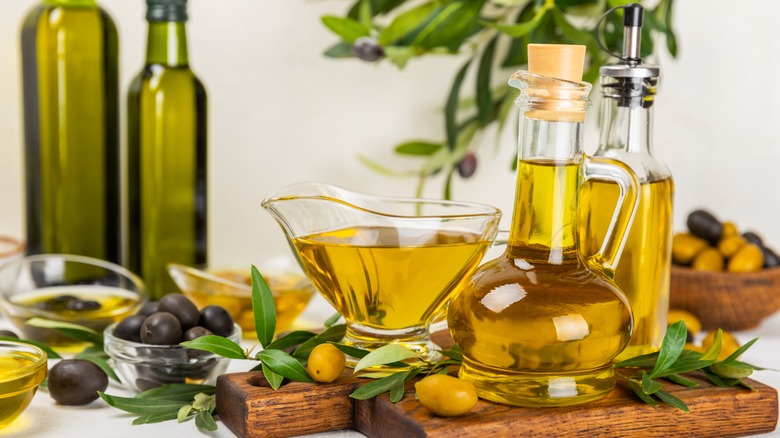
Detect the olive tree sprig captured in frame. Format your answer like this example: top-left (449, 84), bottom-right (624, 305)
top-left (99, 384), bottom-right (218, 431)
top-left (614, 320), bottom-right (765, 412)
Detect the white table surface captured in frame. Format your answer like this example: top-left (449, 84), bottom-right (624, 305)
top-left (2, 293), bottom-right (779, 438)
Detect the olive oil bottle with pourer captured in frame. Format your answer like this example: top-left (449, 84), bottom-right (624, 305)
top-left (448, 44), bottom-right (640, 407)
top-left (127, 0), bottom-right (207, 299)
top-left (580, 4), bottom-right (673, 361)
top-left (21, 0), bottom-right (120, 262)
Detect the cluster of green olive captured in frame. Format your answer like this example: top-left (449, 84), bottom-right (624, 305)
top-left (673, 210), bottom-right (780, 272)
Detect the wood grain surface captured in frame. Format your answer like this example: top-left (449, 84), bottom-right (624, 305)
top-left (217, 368), bottom-right (778, 438)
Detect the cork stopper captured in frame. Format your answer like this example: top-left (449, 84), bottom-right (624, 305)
top-left (528, 44), bottom-right (586, 82)
top-left (524, 44), bottom-right (588, 122)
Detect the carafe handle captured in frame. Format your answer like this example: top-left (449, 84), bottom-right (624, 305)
top-left (582, 156), bottom-right (640, 277)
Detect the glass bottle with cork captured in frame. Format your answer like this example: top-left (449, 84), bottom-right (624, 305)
top-left (21, 0), bottom-right (120, 263)
top-left (448, 44), bottom-right (639, 407)
top-left (581, 4), bottom-right (673, 360)
top-left (127, 0), bottom-right (208, 299)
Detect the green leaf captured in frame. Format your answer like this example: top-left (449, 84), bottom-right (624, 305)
top-left (358, 0), bottom-right (372, 29)
top-left (195, 411), bottom-right (218, 432)
top-left (26, 318), bottom-right (103, 346)
top-left (251, 265), bottom-right (277, 348)
top-left (358, 372), bottom-right (394, 379)
top-left (476, 37), bottom-right (497, 124)
top-left (655, 389), bottom-right (689, 412)
top-left (136, 384), bottom-right (216, 401)
top-left (265, 331), bottom-right (317, 351)
top-left (614, 351), bottom-right (660, 368)
top-left (180, 335), bottom-right (246, 360)
top-left (324, 41), bottom-right (354, 58)
top-left (722, 337), bottom-right (758, 363)
top-left (389, 375), bottom-right (406, 402)
top-left (702, 369), bottom-right (741, 388)
top-left (379, 2), bottom-right (437, 46)
top-left (641, 372), bottom-right (662, 395)
top-left (257, 349), bottom-right (313, 382)
top-left (699, 329), bottom-right (722, 361)
top-left (649, 320), bottom-right (687, 378)
top-left (177, 405), bottom-right (194, 423)
top-left (409, 2), bottom-right (462, 47)
top-left (78, 354), bottom-right (121, 383)
top-left (350, 368), bottom-right (418, 400)
top-left (709, 363), bottom-right (753, 380)
top-left (384, 46), bottom-right (416, 69)
top-left (438, 346), bottom-right (463, 362)
top-left (445, 60), bottom-right (472, 151)
top-left (0, 335), bottom-right (61, 359)
top-left (192, 393), bottom-right (216, 412)
top-left (262, 362), bottom-right (284, 390)
top-left (437, 366), bottom-right (450, 375)
top-left (133, 411), bottom-right (181, 425)
top-left (486, 2), bottom-right (549, 37)
top-left (354, 344), bottom-right (419, 372)
top-left (293, 324), bottom-right (346, 359)
top-left (413, 1), bottom-right (484, 50)
top-left (665, 374), bottom-right (699, 388)
top-left (324, 313), bottom-right (342, 328)
top-left (330, 343), bottom-right (371, 359)
top-left (394, 141), bottom-right (442, 156)
top-left (321, 16), bottom-right (370, 43)
top-left (99, 392), bottom-right (186, 415)
top-left (623, 377), bottom-right (659, 406)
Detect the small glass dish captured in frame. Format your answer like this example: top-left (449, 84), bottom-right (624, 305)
top-left (168, 254), bottom-right (316, 338)
top-left (104, 322), bottom-right (241, 392)
top-left (0, 254), bottom-right (147, 349)
top-left (0, 341), bottom-right (47, 428)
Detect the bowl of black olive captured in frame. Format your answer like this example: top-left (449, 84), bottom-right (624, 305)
top-left (671, 209), bottom-right (780, 331)
top-left (104, 294), bottom-right (241, 392)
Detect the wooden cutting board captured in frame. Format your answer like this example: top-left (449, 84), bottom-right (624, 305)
top-left (216, 333), bottom-right (778, 437)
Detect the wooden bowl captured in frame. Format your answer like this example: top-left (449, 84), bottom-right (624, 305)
top-left (669, 265), bottom-right (780, 331)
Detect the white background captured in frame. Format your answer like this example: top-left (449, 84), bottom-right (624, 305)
top-left (1, 0), bottom-right (779, 262)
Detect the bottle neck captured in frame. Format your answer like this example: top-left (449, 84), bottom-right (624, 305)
top-left (145, 22), bottom-right (189, 67)
top-left (598, 96), bottom-right (654, 155)
top-left (508, 117), bottom-right (584, 264)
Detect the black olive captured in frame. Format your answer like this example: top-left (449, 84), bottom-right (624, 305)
top-left (183, 326), bottom-right (213, 341)
top-left (198, 306), bottom-right (234, 337)
top-left (158, 294), bottom-right (200, 330)
top-left (352, 36), bottom-right (384, 62)
top-left (113, 314), bottom-right (147, 343)
top-left (0, 330), bottom-right (18, 338)
top-left (137, 301), bottom-right (160, 317)
top-left (686, 330), bottom-right (695, 344)
top-left (37, 295), bottom-right (79, 311)
top-left (762, 245), bottom-right (780, 268)
top-left (48, 359), bottom-right (108, 405)
top-left (141, 312), bottom-right (183, 345)
top-left (686, 210), bottom-right (723, 244)
top-left (66, 300), bottom-right (101, 311)
top-left (743, 231), bottom-right (764, 246)
top-left (457, 153), bottom-right (478, 179)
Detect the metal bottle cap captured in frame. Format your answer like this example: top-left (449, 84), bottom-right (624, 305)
top-left (599, 4), bottom-right (660, 79)
top-left (146, 0), bottom-right (188, 22)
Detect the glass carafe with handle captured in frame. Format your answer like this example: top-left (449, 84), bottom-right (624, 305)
top-left (448, 44), bottom-right (640, 407)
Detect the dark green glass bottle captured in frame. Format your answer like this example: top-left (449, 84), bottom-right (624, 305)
top-left (21, 0), bottom-right (120, 262)
top-left (127, 0), bottom-right (207, 299)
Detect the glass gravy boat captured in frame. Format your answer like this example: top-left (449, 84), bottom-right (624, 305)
top-left (263, 182), bottom-right (501, 361)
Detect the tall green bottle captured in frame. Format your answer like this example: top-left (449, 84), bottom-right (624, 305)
top-left (21, 0), bottom-right (120, 262)
top-left (127, 0), bottom-right (207, 299)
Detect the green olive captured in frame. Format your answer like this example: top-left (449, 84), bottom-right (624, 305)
top-left (306, 343), bottom-right (346, 383)
top-left (727, 244), bottom-right (764, 273)
top-left (414, 374), bottom-right (478, 417)
top-left (692, 248), bottom-right (724, 272)
top-left (710, 363), bottom-right (752, 379)
top-left (717, 235), bottom-right (746, 258)
top-left (687, 209), bottom-right (723, 244)
top-left (672, 233), bottom-right (708, 265)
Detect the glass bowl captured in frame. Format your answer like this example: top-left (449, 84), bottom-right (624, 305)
top-left (0, 236), bottom-right (25, 268)
top-left (104, 322), bottom-right (241, 392)
top-left (168, 254), bottom-right (316, 338)
top-left (0, 254), bottom-right (147, 348)
top-left (0, 341), bottom-right (47, 428)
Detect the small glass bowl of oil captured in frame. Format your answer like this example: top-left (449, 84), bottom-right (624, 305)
top-left (0, 341), bottom-right (47, 428)
top-left (104, 322), bottom-right (241, 392)
top-left (0, 254), bottom-right (147, 350)
top-left (168, 254), bottom-right (316, 338)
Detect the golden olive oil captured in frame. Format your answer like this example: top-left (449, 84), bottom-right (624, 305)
top-left (449, 160), bottom-right (632, 407)
top-left (9, 286), bottom-right (139, 348)
top-left (183, 270), bottom-right (314, 337)
top-left (0, 354), bottom-right (47, 428)
top-left (293, 226), bottom-right (490, 331)
top-left (581, 178), bottom-right (673, 359)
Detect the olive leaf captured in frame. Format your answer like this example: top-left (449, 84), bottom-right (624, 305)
top-left (77, 354), bottom-right (121, 383)
top-left (292, 324), bottom-right (346, 359)
top-left (649, 320), bottom-right (686, 378)
top-left (321, 16), bottom-right (370, 43)
top-left (136, 384), bottom-right (215, 401)
top-left (195, 411), bottom-right (218, 432)
top-left (324, 312), bottom-right (342, 328)
top-left (0, 335), bottom-right (61, 359)
top-left (265, 330), bottom-right (317, 351)
top-left (262, 362), bottom-right (284, 390)
top-left (353, 344), bottom-right (420, 372)
top-left (133, 411), bottom-right (180, 425)
top-left (180, 335), bottom-right (246, 360)
top-left (251, 265), bottom-right (277, 348)
top-left (257, 349), bottom-right (313, 382)
top-left (26, 317), bottom-right (104, 346)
